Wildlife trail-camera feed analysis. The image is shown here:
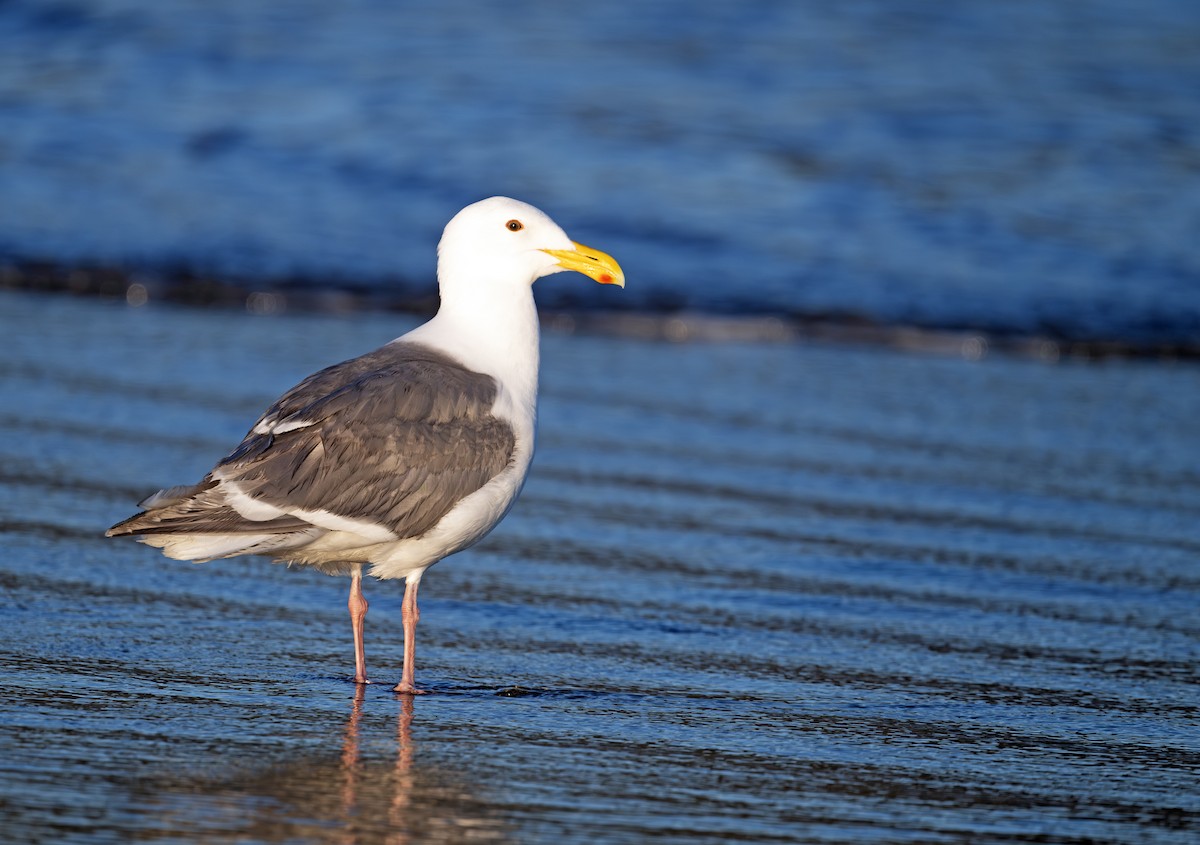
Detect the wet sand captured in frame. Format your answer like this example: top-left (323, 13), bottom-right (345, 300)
top-left (1, 289), bottom-right (1198, 843)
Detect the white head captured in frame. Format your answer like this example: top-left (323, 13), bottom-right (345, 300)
top-left (410, 197), bottom-right (623, 394)
top-left (436, 197), bottom-right (624, 304)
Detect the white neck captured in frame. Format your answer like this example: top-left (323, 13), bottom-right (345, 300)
top-left (401, 276), bottom-right (541, 420)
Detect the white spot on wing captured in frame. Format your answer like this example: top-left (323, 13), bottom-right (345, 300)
top-left (289, 508), bottom-right (397, 543)
top-left (213, 475), bottom-right (394, 542)
top-left (253, 417), bottom-right (316, 435)
top-left (219, 480), bottom-right (288, 521)
top-left (273, 418), bottom-right (316, 433)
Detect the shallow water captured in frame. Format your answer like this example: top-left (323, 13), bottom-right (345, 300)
top-left (1, 289), bottom-right (1198, 842)
top-left (1, 1), bottom-right (1199, 344)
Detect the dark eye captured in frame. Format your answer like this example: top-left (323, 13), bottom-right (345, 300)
top-left (506, 219), bottom-right (523, 232)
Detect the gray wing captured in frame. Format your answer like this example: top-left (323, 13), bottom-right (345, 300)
top-left (110, 342), bottom-right (516, 540)
top-left (219, 341), bottom-right (517, 539)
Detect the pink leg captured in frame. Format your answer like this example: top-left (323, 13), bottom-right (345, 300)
top-left (393, 575), bottom-right (426, 694)
top-left (349, 567), bottom-right (370, 684)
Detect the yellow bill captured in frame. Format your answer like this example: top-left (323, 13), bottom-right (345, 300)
top-left (542, 241), bottom-right (625, 287)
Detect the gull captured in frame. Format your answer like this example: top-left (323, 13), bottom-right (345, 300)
top-left (106, 197), bottom-right (624, 693)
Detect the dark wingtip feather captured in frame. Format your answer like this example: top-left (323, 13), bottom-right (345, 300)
top-left (107, 480), bottom-right (215, 537)
top-left (105, 512), bottom-right (151, 537)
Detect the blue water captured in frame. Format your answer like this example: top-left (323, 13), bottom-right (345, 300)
top-left (1, 0), bottom-right (1199, 344)
top-left (2, 289), bottom-right (1199, 842)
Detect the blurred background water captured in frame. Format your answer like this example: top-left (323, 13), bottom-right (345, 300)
top-left (1, 0), bottom-right (1198, 347)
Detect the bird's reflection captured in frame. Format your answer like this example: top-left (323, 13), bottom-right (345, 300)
top-left (141, 689), bottom-right (506, 844)
top-left (391, 693), bottom-right (416, 837)
top-left (338, 687), bottom-right (419, 844)
top-left (339, 686), bottom-right (366, 837)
